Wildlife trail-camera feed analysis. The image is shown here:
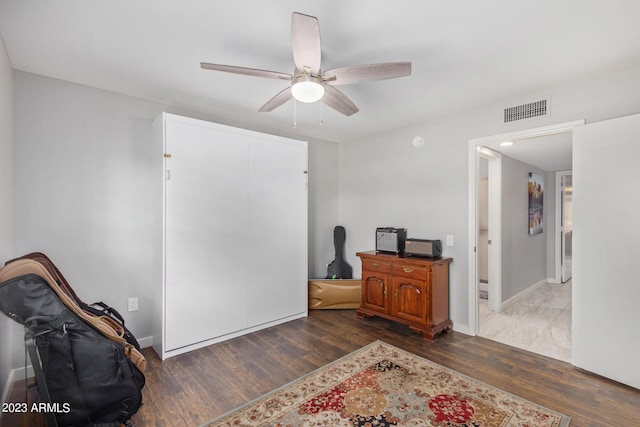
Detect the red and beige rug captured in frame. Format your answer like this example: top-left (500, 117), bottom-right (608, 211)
top-left (202, 340), bottom-right (570, 426)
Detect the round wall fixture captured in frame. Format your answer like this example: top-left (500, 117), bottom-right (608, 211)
top-left (412, 136), bottom-right (425, 148)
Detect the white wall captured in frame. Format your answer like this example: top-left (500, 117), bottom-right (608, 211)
top-left (308, 139), bottom-right (340, 278)
top-left (339, 64), bottom-right (640, 334)
top-left (339, 113), bottom-right (470, 326)
top-left (13, 72), bottom-right (162, 365)
top-left (0, 34), bottom-right (13, 404)
top-left (11, 72), bottom-right (339, 369)
top-left (500, 156), bottom-right (548, 301)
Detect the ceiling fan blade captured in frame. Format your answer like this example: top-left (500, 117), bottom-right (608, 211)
top-left (259, 87), bottom-right (293, 112)
top-left (200, 63), bottom-right (292, 80)
top-left (291, 12), bottom-right (321, 75)
top-left (324, 62), bottom-right (412, 86)
top-left (322, 85), bottom-right (359, 116)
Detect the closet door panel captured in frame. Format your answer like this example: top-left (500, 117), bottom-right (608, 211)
top-left (573, 113), bottom-right (640, 390)
top-left (247, 138), bottom-right (308, 327)
top-left (164, 120), bottom-right (249, 351)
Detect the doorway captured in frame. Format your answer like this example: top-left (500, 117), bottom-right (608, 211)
top-left (468, 120), bottom-right (585, 338)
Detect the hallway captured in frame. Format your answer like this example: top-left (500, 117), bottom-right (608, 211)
top-left (479, 281), bottom-right (572, 362)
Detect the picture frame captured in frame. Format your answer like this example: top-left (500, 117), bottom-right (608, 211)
top-left (528, 173), bottom-right (543, 235)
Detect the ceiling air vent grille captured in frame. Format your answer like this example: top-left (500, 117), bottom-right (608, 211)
top-left (503, 98), bottom-right (549, 123)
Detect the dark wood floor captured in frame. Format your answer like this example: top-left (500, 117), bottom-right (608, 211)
top-left (3, 309), bottom-right (640, 426)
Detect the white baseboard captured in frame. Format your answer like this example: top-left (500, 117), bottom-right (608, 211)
top-left (138, 336), bottom-right (153, 349)
top-left (452, 323), bottom-right (472, 336)
top-left (1, 368), bottom-right (14, 406)
top-left (501, 278), bottom-right (547, 311)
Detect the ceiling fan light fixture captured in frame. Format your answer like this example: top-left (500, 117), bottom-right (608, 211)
top-left (201, 13), bottom-right (411, 116)
top-left (291, 76), bottom-right (324, 103)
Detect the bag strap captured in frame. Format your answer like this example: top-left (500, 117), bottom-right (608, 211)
top-left (24, 331), bottom-right (59, 427)
top-left (90, 301), bottom-right (126, 327)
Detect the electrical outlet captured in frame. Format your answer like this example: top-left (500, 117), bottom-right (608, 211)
top-left (446, 235), bottom-right (454, 247)
top-left (128, 297), bottom-right (139, 312)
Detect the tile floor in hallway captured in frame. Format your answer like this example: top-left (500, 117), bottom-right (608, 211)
top-left (479, 280), bottom-right (572, 362)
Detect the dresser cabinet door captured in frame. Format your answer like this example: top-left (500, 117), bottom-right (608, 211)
top-left (392, 276), bottom-right (427, 324)
top-left (361, 273), bottom-right (389, 313)
top-left (356, 251), bottom-right (452, 342)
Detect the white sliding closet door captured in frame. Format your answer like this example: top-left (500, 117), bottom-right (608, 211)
top-left (157, 113), bottom-right (308, 359)
top-left (572, 112), bottom-right (640, 389)
top-left (164, 120), bottom-right (249, 351)
top-left (247, 139), bottom-right (308, 326)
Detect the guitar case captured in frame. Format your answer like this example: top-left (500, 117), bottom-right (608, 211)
top-left (326, 226), bottom-right (353, 279)
top-left (10, 252), bottom-right (141, 351)
top-left (0, 255), bottom-right (145, 427)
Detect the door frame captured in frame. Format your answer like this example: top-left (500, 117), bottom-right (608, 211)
top-left (477, 147), bottom-right (502, 313)
top-left (467, 120), bottom-right (585, 335)
top-left (555, 170), bottom-right (572, 284)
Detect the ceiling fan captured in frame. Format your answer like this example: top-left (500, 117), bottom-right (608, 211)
top-left (200, 12), bottom-right (412, 116)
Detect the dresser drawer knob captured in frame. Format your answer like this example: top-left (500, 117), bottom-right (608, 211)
top-left (373, 263), bottom-right (379, 268)
top-left (403, 267), bottom-right (413, 273)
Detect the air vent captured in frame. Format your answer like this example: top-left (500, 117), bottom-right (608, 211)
top-left (503, 98), bottom-right (549, 123)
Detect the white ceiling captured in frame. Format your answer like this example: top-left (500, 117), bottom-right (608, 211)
top-left (484, 132), bottom-right (573, 172)
top-left (1, 0), bottom-right (639, 153)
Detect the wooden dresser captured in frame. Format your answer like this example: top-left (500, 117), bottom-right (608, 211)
top-left (356, 251), bottom-right (453, 341)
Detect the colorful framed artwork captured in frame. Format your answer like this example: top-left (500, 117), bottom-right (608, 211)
top-left (528, 173), bottom-right (543, 235)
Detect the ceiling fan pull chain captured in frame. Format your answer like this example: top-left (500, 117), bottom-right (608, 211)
top-left (320, 98), bottom-right (324, 126)
top-left (293, 98), bottom-right (297, 128)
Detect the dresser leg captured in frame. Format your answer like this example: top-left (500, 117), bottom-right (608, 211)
top-left (416, 320), bottom-right (454, 342)
top-left (421, 330), bottom-right (437, 342)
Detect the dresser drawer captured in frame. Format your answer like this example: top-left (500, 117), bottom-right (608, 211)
top-left (393, 262), bottom-right (428, 280)
top-left (362, 259), bottom-right (392, 274)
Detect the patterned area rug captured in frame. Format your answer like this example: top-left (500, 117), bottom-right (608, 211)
top-left (202, 340), bottom-right (570, 426)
